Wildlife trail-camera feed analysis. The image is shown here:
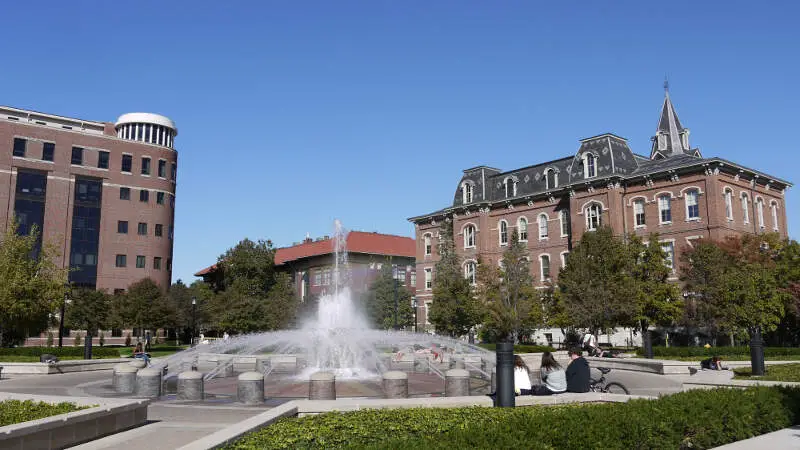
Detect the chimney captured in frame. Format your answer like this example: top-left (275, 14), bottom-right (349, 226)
top-left (303, 232), bottom-right (313, 244)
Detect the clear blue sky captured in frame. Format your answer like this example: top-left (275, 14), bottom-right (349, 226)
top-left (1, 1), bottom-right (797, 284)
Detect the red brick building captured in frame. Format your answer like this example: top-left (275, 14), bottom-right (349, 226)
top-left (1, 106), bottom-right (178, 292)
top-left (409, 90), bottom-right (792, 339)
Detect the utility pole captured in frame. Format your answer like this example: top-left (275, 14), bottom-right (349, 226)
top-left (58, 284), bottom-right (69, 348)
top-left (191, 297), bottom-right (197, 347)
top-left (412, 297), bottom-right (418, 333)
top-left (392, 265), bottom-right (399, 330)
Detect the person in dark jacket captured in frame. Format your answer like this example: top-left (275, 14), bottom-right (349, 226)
top-left (566, 347), bottom-right (591, 393)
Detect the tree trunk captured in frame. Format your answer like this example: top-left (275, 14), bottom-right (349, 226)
top-left (0, 322), bottom-right (4, 348)
top-left (642, 320), bottom-right (653, 359)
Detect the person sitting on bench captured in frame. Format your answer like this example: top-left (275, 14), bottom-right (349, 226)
top-left (700, 356), bottom-right (724, 370)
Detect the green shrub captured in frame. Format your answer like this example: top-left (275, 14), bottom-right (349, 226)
top-left (0, 400), bottom-right (88, 427)
top-left (477, 343), bottom-right (556, 353)
top-left (636, 346), bottom-right (800, 358)
top-left (45, 331), bottom-right (54, 347)
top-left (73, 333), bottom-right (82, 347)
top-left (225, 387), bottom-right (800, 450)
top-left (0, 347), bottom-right (120, 358)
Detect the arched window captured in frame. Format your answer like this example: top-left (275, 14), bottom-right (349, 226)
top-left (685, 190), bottom-right (699, 220)
top-left (658, 195), bottom-right (672, 224)
top-left (741, 193), bottom-right (750, 224)
top-left (518, 217), bottom-right (528, 241)
top-left (756, 198), bottom-right (765, 229)
top-left (583, 153), bottom-right (596, 178)
top-left (559, 210), bottom-right (569, 237)
top-left (586, 203), bottom-right (601, 231)
top-left (723, 189), bottom-right (733, 220)
top-left (499, 220), bottom-right (508, 246)
top-left (633, 199), bottom-right (646, 227)
top-left (538, 214), bottom-right (548, 239)
top-left (560, 251), bottom-right (569, 268)
top-left (464, 261), bottom-right (477, 285)
top-left (540, 254), bottom-right (551, 281)
top-left (504, 177), bottom-right (517, 198)
top-left (770, 201), bottom-right (779, 231)
top-left (423, 234), bottom-right (432, 256)
top-left (463, 224), bottom-right (476, 249)
top-left (545, 169), bottom-right (558, 189)
top-left (462, 182), bottom-right (473, 204)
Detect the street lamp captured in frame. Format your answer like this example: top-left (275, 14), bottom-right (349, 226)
top-left (412, 297), bottom-right (418, 333)
top-left (58, 284), bottom-right (69, 348)
top-left (191, 297), bottom-right (197, 347)
top-left (392, 265), bottom-right (399, 330)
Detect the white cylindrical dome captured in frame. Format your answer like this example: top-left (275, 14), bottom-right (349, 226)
top-left (115, 113), bottom-right (178, 148)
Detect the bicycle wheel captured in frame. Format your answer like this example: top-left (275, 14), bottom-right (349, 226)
top-left (603, 382), bottom-right (630, 395)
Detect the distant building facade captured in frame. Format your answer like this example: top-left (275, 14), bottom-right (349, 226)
top-left (408, 90), bottom-right (792, 344)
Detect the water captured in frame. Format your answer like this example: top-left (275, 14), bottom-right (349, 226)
top-left (159, 220), bottom-right (492, 381)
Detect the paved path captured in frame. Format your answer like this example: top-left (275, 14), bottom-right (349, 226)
top-left (712, 426), bottom-right (800, 449)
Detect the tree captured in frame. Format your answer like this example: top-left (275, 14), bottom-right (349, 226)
top-left (362, 264), bottom-right (414, 330)
top-left (0, 219), bottom-right (68, 347)
top-left (65, 288), bottom-right (111, 358)
top-left (218, 238), bottom-right (276, 295)
top-left (428, 220), bottom-right (482, 337)
top-left (166, 280), bottom-right (213, 343)
top-left (113, 278), bottom-right (171, 344)
top-left (264, 272), bottom-right (299, 330)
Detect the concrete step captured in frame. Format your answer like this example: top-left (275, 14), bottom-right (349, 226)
top-left (71, 421), bottom-right (226, 450)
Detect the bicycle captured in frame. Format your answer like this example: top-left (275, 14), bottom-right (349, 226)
top-left (589, 367), bottom-right (630, 394)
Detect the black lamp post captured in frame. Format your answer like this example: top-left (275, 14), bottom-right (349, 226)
top-left (191, 297), bottom-right (197, 347)
top-left (495, 340), bottom-right (515, 408)
top-left (412, 297), bottom-right (418, 333)
top-left (58, 284), bottom-right (69, 348)
top-left (392, 265), bottom-right (399, 330)
top-left (750, 326), bottom-right (765, 376)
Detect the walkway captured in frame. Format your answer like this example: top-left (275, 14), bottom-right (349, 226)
top-left (712, 426), bottom-right (800, 449)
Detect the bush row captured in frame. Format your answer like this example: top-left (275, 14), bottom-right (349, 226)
top-left (0, 400), bottom-right (87, 427)
top-left (635, 346), bottom-right (800, 358)
top-left (0, 347), bottom-right (121, 358)
top-left (477, 343), bottom-right (556, 353)
top-left (226, 386), bottom-right (800, 450)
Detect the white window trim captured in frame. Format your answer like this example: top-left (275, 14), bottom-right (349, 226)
top-left (582, 153), bottom-right (597, 179)
top-left (423, 233), bottom-right (433, 256)
top-left (578, 199), bottom-right (608, 214)
top-left (770, 201), bottom-right (779, 231)
top-left (462, 223), bottom-right (478, 249)
top-left (626, 195), bottom-right (649, 207)
top-left (503, 176), bottom-right (518, 198)
top-left (538, 213), bottom-right (549, 240)
top-left (560, 251), bottom-right (569, 268)
top-left (461, 181), bottom-right (475, 204)
top-left (659, 238), bottom-right (677, 275)
top-left (755, 196), bottom-right (765, 229)
top-left (685, 235), bottom-right (703, 248)
top-left (633, 199), bottom-right (647, 229)
top-left (424, 268), bottom-right (433, 291)
top-left (559, 210), bottom-right (568, 237)
top-left (463, 259), bottom-right (477, 286)
top-left (585, 203), bottom-right (602, 231)
top-left (678, 185), bottom-right (704, 197)
top-left (657, 195), bottom-right (672, 225)
top-left (683, 189), bottom-right (701, 222)
top-left (544, 168), bottom-right (558, 190)
top-left (741, 193), bottom-right (750, 224)
top-left (723, 187), bottom-right (734, 221)
top-left (539, 253), bottom-right (551, 282)
top-left (498, 220), bottom-right (509, 246)
top-left (517, 217), bottom-right (529, 242)
top-left (651, 190), bottom-right (676, 203)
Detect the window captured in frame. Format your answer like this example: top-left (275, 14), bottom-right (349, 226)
top-left (155, 224), bottom-right (163, 237)
top-left (538, 214), bottom-right (548, 239)
top-left (685, 190), bottom-right (699, 220)
top-left (119, 187), bottom-right (130, 200)
top-left (98, 151), bottom-right (109, 169)
top-left (560, 252), bottom-right (569, 268)
top-left (741, 194), bottom-right (750, 224)
top-left (771, 202), bottom-right (779, 231)
top-left (756, 198), bottom-right (765, 228)
top-left (158, 160), bottom-right (167, 178)
top-left (424, 268), bottom-right (433, 290)
top-left (42, 143), bottom-right (55, 162)
top-left (463, 224), bottom-right (476, 249)
top-left (540, 255), bottom-right (551, 281)
top-left (518, 217), bottom-right (528, 241)
top-left (137, 222), bottom-right (147, 236)
top-left (586, 204), bottom-right (601, 230)
top-left (117, 221), bottom-right (128, 234)
top-left (139, 190), bottom-right (149, 202)
top-left (499, 221), bottom-right (508, 246)
top-left (141, 157), bottom-right (151, 175)
top-left (424, 234), bottom-right (432, 256)
top-left (504, 178), bottom-right (517, 198)
top-left (661, 241), bottom-right (675, 271)
top-left (724, 189), bottom-right (733, 220)
top-left (136, 255), bottom-right (145, 269)
top-left (464, 261), bottom-right (476, 285)
top-left (560, 210), bottom-right (569, 237)
top-left (410, 271), bottom-right (416, 287)
top-left (545, 169), bottom-right (557, 189)
top-left (12, 138), bottom-right (26, 157)
top-left (121, 154), bottom-right (132, 172)
top-left (583, 153), bottom-right (596, 178)
top-left (313, 270), bottom-right (321, 286)
top-left (157, 192), bottom-right (165, 205)
top-left (658, 195), bottom-right (672, 223)
top-left (462, 182), bottom-right (473, 203)
top-left (71, 147), bottom-right (83, 165)
top-left (115, 254), bottom-right (127, 268)
top-left (394, 266), bottom-right (406, 285)
top-left (153, 257), bottom-right (162, 270)
top-left (634, 200), bottom-right (646, 227)
top-left (171, 163), bottom-right (177, 180)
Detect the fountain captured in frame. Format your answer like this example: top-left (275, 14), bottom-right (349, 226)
top-left (157, 220), bottom-right (493, 399)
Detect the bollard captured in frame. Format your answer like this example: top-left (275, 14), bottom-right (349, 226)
top-left (129, 359), bottom-right (147, 369)
top-left (445, 369), bottom-right (470, 397)
top-left (114, 364), bottom-right (139, 394)
top-left (177, 371), bottom-right (205, 401)
top-left (237, 372), bottom-right (265, 405)
top-left (382, 371), bottom-right (409, 399)
top-left (454, 359), bottom-right (466, 370)
top-left (308, 371), bottom-right (336, 400)
top-left (135, 368), bottom-right (162, 398)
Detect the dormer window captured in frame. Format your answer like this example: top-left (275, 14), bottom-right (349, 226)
top-left (545, 168), bottom-right (558, 190)
top-left (462, 182), bottom-right (473, 204)
top-left (583, 153), bottom-right (596, 179)
top-left (680, 130), bottom-right (690, 151)
top-left (657, 134), bottom-right (667, 151)
top-left (504, 177), bottom-right (517, 198)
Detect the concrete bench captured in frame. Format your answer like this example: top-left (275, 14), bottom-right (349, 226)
top-left (269, 355), bottom-right (298, 373)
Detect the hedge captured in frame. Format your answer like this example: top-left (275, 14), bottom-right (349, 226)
top-left (0, 400), bottom-right (87, 427)
top-left (477, 343), bottom-right (556, 354)
top-left (225, 386), bottom-right (800, 449)
top-left (635, 346), bottom-right (800, 358)
top-left (0, 347), bottom-right (121, 358)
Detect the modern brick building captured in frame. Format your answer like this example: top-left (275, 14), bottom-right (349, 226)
top-left (409, 90), bottom-right (792, 343)
top-left (1, 106), bottom-right (178, 292)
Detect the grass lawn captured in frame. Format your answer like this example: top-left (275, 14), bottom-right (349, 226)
top-left (653, 355), bottom-right (800, 362)
top-left (734, 363), bottom-right (800, 382)
top-left (0, 400), bottom-right (88, 426)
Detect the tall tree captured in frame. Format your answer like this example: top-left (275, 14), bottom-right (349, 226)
top-left (166, 280), bottom-right (213, 343)
top-left (264, 272), bottom-right (299, 330)
top-left (362, 264), bottom-right (414, 330)
top-left (113, 278), bottom-right (171, 343)
top-left (429, 219), bottom-right (482, 337)
top-left (218, 238), bottom-right (276, 295)
top-left (66, 288), bottom-right (111, 358)
top-left (0, 219), bottom-right (68, 347)
top-left (679, 239), bottom-right (731, 333)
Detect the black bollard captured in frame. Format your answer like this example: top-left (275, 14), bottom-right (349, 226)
top-left (495, 341), bottom-right (515, 408)
top-left (84, 330), bottom-right (93, 360)
top-left (750, 328), bottom-right (765, 376)
top-left (643, 330), bottom-right (653, 359)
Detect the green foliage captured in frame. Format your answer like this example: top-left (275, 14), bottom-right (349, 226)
top-left (477, 343), bottom-right (555, 353)
top-left (0, 346), bottom-right (120, 358)
top-left (0, 400), bottom-right (87, 427)
top-left (635, 346), bottom-right (800, 358)
top-left (45, 331), bottom-right (54, 347)
top-left (429, 220), bottom-right (482, 337)
top-left (66, 288), bottom-right (111, 334)
top-left (166, 279), bottom-right (213, 341)
top-left (362, 264), bottom-right (414, 329)
top-left (112, 278), bottom-right (170, 333)
top-left (219, 238), bottom-right (276, 294)
top-left (226, 387), bottom-right (800, 450)
top-left (98, 331), bottom-right (105, 347)
top-left (0, 218), bottom-right (69, 347)
top-left (628, 234), bottom-right (683, 331)
top-left (734, 363), bottom-right (800, 382)
top-left (73, 332), bottom-right (81, 347)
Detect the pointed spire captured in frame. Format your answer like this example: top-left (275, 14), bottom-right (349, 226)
top-left (652, 82), bottom-right (691, 158)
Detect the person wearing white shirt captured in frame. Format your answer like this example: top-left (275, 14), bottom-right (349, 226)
top-left (514, 355), bottom-right (532, 395)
